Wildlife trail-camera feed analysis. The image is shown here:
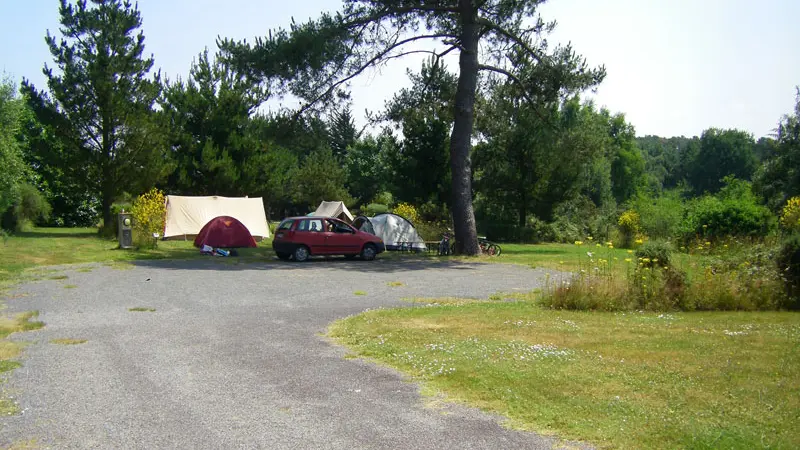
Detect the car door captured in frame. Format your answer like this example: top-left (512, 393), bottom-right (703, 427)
top-left (326, 219), bottom-right (361, 254)
top-left (297, 218), bottom-right (328, 254)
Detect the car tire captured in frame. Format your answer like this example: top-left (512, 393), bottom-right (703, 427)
top-left (360, 244), bottom-right (377, 261)
top-left (276, 252), bottom-right (291, 260)
top-left (293, 245), bottom-right (310, 262)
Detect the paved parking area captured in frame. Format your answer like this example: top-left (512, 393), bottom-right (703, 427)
top-left (0, 258), bottom-right (579, 449)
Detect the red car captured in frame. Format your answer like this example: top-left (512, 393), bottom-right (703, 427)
top-left (272, 216), bottom-right (386, 262)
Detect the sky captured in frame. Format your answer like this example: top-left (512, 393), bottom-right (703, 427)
top-left (1, 0), bottom-right (798, 139)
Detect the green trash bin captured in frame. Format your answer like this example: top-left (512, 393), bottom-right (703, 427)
top-left (118, 212), bottom-right (133, 249)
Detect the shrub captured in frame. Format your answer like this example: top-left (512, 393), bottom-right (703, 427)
top-left (635, 240), bottom-right (673, 268)
top-left (131, 188), bottom-right (165, 249)
top-left (525, 216), bottom-right (555, 243)
top-left (418, 200), bottom-right (450, 223)
top-left (540, 241), bottom-right (785, 312)
top-left (371, 192), bottom-right (394, 208)
top-left (550, 195), bottom-right (614, 243)
top-left (0, 183), bottom-right (51, 231)
top-left (680, 195), bottom-right (775, 242)
top-left (780, 196), bottom-right (800, 232)
top-left (393, 202), bottom-right (419, 224)
top-left (617, 210), bottom-right (641, 248)
top-left (362, 203), bottom-right (389, 216)
top-left (415, 220), bottom-right (449, 242)
top-left (777, 233), bottom-right (800, 309)
top-left (480, 218), bottom-right (554, 243)
top-left (628, 190), bottom-right (685, 240)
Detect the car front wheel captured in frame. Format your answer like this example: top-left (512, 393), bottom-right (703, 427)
top-left (360, 244), bottom-right (377, 261)
top-left (293, 245), bottom-right (310, 262)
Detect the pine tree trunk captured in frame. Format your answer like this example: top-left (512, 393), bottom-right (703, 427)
top-left (449, 1), bottom-right (480, 256)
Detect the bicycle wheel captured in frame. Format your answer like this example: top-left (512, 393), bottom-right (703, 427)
top-left (488, 243), bottom-right (502, 256)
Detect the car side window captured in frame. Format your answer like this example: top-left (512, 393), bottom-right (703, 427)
top-left (298, 219), bottom-right (323, 232)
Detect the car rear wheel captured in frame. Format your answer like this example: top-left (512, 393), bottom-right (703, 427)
top-left (293, 245), bottom-right (310, 262)
top-left (276, 252), bottom-right (291, 260)
top-left (360, 244), bottom-right (377, 261)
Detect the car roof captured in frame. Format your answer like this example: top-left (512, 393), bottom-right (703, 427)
top-left (281, 216), bottom-right (346, 221)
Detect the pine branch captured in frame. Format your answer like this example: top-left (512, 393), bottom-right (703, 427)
top-left (292, 33), bottom-right (457, 119)
top-left (477, 63), bottom-right (556, 129)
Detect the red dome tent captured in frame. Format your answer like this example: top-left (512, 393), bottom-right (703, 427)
top-left (193, 216), bottom-right (257, 248)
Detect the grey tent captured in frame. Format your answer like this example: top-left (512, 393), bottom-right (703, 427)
top-left (353, 213), bottom-right (427, 252)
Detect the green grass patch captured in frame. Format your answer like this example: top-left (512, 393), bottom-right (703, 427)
top-left (0, 360), bottom-right (22, 373)
top-left (50, 338), bottom-right (87, 345)
top-left (329, 302), bottom-right (800, 449)
top-left (47, 274), bottom-right (68, 280)
top-left (0, 227), bottom-right (274, 294)
top-left (353, 291), bottom-right (367, 296)
top-left (128, 307), bottom-right (156, 312)
top-left (63, 284), bottom-right (77, 289)
top-left (387, 281), bottom-right (405, 287)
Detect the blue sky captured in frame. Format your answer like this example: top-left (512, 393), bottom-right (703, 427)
top-left (1, 0), bottom-right (798, 138)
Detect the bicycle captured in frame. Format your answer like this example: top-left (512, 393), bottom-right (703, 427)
top-left (438, 231), bottom-right (453, 256)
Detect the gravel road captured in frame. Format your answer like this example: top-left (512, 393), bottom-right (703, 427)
top-left (0, 257), bottom-right (581, 449)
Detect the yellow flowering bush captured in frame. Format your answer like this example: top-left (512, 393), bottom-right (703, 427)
top-left (393, 202), bottom-right (420, 224)
top-left (780, 196), bottom-right (800, 231)
top-left (131, 188), bottom-right (166, 248)
top-left (618, 210), bottom-right (641, 248)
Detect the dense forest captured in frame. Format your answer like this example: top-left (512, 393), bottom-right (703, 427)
top-left (1, 0), bottom-right (799, 251)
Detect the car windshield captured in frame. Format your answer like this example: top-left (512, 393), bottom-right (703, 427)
top-left (278, 219), bottom-right (294, 230)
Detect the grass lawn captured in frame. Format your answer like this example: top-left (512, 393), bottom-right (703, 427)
top-left (0, 227), bottom-right (275, 291)
top-left (329, 300), bottom-right (800, 449)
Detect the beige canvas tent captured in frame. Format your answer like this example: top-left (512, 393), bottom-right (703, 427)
top-left (163, 195), bottom-right (270, 240)
top-left (312, 201), bottom-right (354, 222)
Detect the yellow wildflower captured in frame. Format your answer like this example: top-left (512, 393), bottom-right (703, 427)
top-left (574, 241), bottom-right (583, 246)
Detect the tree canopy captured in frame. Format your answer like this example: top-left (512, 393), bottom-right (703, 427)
top-left (22, 0), bottom-right (169, 230)
top-left (218, 0), bottom-right (605, 254)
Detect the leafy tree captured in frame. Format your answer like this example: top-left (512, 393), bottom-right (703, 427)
top-left (160, 49), bottom-right (267, 196)
top-left (17, 96), bottom-right (99, 226)
top-left (22, 0), bottom-right (170, 230)
top-left (383, 58), bottom-right (455, 209)
top-left (688, 128), bottom-right (757, 195)
top-left (219, 0), bottom-right (604, 254)
top-left (327, 104), bottom-right (358, 159)
top-left (608, 113), bottom-right (645, 204)
top-left (754, 89), bottom-right (800, 210)
top-left (293, 146), bottom-right (352, 209)
top-left (474, 95), bottom-right (621, 229)
top-left (0, 78), bottom-right (29, 218)
top-left (637, 135), bottom-right (694, 192)
top-left (343, 132), bottom-right (395, 206)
